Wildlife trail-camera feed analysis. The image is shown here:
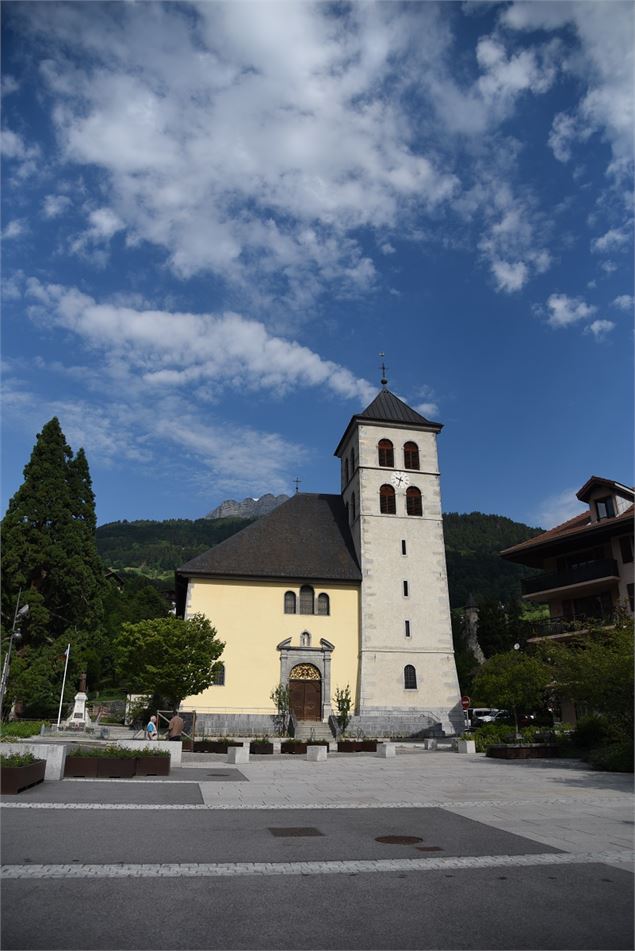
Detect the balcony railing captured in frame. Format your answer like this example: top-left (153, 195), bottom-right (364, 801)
top-left (521, 558), bottom-right (619, 597)
top-left (528, 611), bottom-right (617, 638)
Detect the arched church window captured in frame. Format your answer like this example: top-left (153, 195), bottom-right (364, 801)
top-left (350, 491), bottom-right (356, 523)
top-left (300, 631), bottom-right (311, 647)
top-left (213, 662), bottom-right (225, 686)
top-left (300, 585), bottom-right (315, 615)
top-left (284, 591), bottom-right (296, 614)
top-left (379, 484), bottom-right (396, 514)
top-left (317, 593), bottom-right (330, 616)
top-left (403, 441), bottom-right (420, 470)
top-left (406, 486), bottom-right (423, 516)
top-left (378, 439), bottom-right (394, 467)
top-left (404, 665), bottom-right (417, 689)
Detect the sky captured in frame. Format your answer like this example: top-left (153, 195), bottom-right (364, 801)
top-left (1, 1), bottom-right (633, 531)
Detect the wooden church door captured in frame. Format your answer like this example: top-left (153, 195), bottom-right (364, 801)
top-left (289, 664), bottom-right (321, 721)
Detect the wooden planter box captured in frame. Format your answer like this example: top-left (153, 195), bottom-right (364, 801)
top-left (97, 757), bottom-right (136, 778)
top-left (337, 740), bottom-right (377, 752)
top-left (249, 742), bottom-right (274, 754)
top-left (281, 742), bottom-right (308, 755)
top-left (487, 744), bottom-right (560, 760)
top-left (135, 755), bottom-right (170, 776)
top-left (64, 756), bottom-right (99, 778)
top-left (193, 741), bottom-right (242, 754)
top-left (1, 759), bottom-right (46, 794)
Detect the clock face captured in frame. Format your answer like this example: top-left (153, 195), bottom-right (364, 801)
top-left (390, 471), bottom-right (410, 489)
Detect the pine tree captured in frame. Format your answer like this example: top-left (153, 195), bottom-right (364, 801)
top-left (1, 419), bottom-right (106, 713)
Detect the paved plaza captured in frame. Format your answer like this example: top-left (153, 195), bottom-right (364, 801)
top-left (1, 748), bottom-right (633, 949)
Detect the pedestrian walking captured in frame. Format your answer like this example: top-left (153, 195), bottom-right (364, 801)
top-left (146, 715), bottom-right (158, 740)
top-left (167, 710), bottom-right (184, 741)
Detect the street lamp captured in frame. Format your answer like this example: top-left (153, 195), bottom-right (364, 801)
top-left (0, 593), bottom-right (29, 716)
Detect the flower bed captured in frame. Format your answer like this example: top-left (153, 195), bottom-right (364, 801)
top-left (64, 746), bottom-right (170, 777)
top-left (0, 753), bottom-right (46, 794)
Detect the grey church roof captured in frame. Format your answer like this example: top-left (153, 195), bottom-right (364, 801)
top-left (177, 493), bottom-right (361, 583)
top-left (334, 388), bottom-right (442, 456)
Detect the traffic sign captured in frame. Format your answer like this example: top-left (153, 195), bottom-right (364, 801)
top-left (461, 696), bottom-right (470, 709)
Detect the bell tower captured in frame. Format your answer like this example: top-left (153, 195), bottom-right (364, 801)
top-left (334, 387), bottom-right (461, 733)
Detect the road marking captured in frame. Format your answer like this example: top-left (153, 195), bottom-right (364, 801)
top-left (2, 851), bottom-right (632, 880)
top-left (1, 796), bottom-right (632, 811)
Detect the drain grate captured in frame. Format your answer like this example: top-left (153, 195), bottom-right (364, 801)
top-left (269, 827), bottom-right (324, 838)
top-left (416, 846), bottom-right (444, 852)
top-left (375, 835), bottom-right (423, 845)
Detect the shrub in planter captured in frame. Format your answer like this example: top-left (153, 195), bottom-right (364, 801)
top-left (194, 739), bottom-right (242, 754)
top-left (64, 745), bottom-right (138, 778)
top-left (337, 740), bottom-right (377, 752)
top-left (281, 740), bottom-right (308, 754)
top-left (1, 752), bottom-right (46, 794)
top-left (249, 738), bottom-right (274, 754)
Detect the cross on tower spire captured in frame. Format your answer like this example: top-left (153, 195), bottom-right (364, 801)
top-left (293, 476), bottom-right (302, 494)
top-left (379, 352), bottom-right (388, 387)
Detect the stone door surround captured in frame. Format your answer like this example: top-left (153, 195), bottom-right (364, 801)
top-left (277, 637), bottom-right (334, 719)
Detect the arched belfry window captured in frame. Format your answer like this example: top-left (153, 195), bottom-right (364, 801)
top-left (344, 458), bottom-right (349, 484)
top-left (379, 484), bottom-right (396, 514)
top-left (300, 585), bottom-right (315, 615)
top-left (404, 665), bottom-right (417, 689)
top-left (284, 591), bottom-right (296, 614)
top-left (317, 593), bottom-right (330, 616)
top-left (350, 447), bottom-right (355, 473)
top-left (350, 491), bottom-right (356, 523)
top-left (406, 486), bottom-right (423, 516)
top-left (404, 441), bottom-right (420, 470)
top-left (378, 439), bottom-right (394, 468)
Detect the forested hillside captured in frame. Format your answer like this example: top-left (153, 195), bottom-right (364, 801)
top-left (96, 510), bottom-right (542, 607)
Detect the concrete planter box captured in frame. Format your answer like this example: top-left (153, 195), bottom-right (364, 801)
top-left (135, 755), bottom-right (170, 776)
top-left (487, 744), bottom-right (560, 760)
top-left (1, 759), bottom-right (46, 794)
top-left (337, 740), bottom-right (377, 752)
top-left (457, 739), bottom-right (476, 754)
top-left (281, 742), bottom-right (308, 754)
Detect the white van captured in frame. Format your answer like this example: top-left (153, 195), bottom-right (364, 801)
top-left (467, 708), bottom-right (499, 726)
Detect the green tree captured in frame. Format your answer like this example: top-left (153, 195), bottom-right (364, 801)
top-left (536, 613), bottom-right (634, 738)
top-left (333, 684), bottom-right (352, 734)
top-left (1, 419), bottom-right (106, 714)
top-left (113, 613), bottom-right (224, 709)
top-left (472, 650), bottom-right (550, 736)
top-left (270, 683), bottom-right (291, 737)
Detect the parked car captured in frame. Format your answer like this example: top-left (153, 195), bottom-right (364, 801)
top-left (468, 708), bottom-right (500, 727)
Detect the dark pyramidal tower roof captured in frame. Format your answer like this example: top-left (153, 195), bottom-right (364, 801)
top-left (177, 493), bottom-right (361, 582)
top-left (334, 388), bottom-right (442, 457)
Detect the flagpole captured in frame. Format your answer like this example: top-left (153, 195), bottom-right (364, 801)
top-left (56, 644), bottom-right (71, 729)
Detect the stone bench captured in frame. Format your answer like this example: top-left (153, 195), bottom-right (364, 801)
top-left (227, 746), bottom-right (250, 764)
top-left (307, 745), bottom-right (327, 762)
top-left (375, 742), bottom-right (396, 758)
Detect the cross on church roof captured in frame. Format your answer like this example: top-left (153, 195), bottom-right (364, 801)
top-left (379, 352), bottom-right (388, 387)
top-left (293, 476), bottom-right (302, 494)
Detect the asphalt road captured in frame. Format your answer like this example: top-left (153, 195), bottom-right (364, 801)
top-left (2, 804), bottom-right (633, 950)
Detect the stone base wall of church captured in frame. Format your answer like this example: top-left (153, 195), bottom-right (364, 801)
top-left (347, 707), bottom-right (464, 738)
top-left (195, 713), bottom-right (278, 738)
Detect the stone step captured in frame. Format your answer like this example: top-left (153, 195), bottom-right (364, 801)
top-left (294, 721), bottom-right (334, 741)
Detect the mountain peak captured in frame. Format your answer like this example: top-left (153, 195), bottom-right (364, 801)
top-left (204, 493), bottom-right (290, 520)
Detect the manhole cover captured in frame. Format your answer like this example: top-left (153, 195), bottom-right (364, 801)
top-left (375, 835), bottom-right (423, 845)
top-left (269, 827), bottom-right (324, 838)
top-left (416, 846), bottom-right (443, 852)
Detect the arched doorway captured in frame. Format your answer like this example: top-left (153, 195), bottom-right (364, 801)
top-left (289, 663), bottom-right (321, 721)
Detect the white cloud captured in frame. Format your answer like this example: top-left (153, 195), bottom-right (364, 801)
top-left (0, 127), bottom-right (40, 179)
top-left (42, 194), bottom-right (72, 219)
top-left (584, 319), bottom-right (615, 340)
top-left (545, 293), bottom-right (596, 328)
top-left (490, 259), bottom-right (528, 293)
top-left (1, 219), bottom-right (27, 241)
top-left (591, 226), bottom-right (631, 254)
top-left (1, 75), bottom-right (19, 97)
top-left (24, 279), bottom-right (377, 405)
top-left (613, 294), bottom-right (634, 311)
top-left (534, 487), bottom-right (586, 530)
top-left (502, 1), bottom-right (634, 174)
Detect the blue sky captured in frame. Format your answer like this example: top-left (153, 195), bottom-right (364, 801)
top-left (2, 1), bottom-right (633, 530)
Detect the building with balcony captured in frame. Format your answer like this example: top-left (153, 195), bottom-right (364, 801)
top-left (501, 476), bottom-right (634, 642)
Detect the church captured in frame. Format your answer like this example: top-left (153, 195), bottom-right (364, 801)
top-left (176, 386), bottom-right (463, 737)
